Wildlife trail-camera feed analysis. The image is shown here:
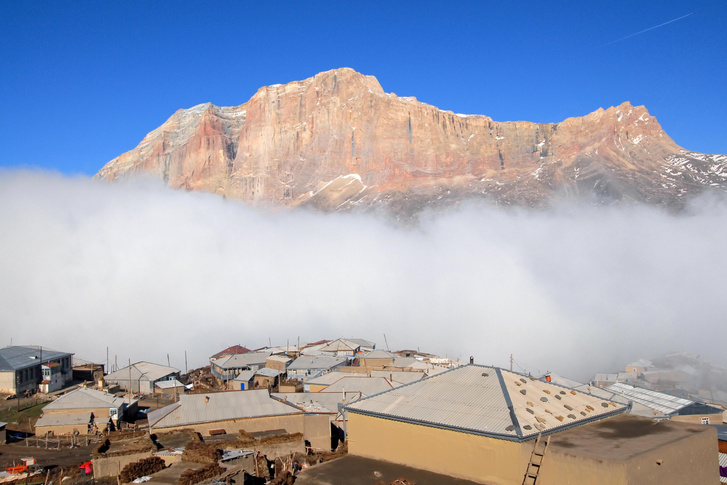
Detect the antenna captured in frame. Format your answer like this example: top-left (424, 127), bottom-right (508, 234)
top-left (383, 334), bottom-right (390, 352)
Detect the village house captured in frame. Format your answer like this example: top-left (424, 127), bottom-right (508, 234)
top-left (210, 345), bottom-right (251, 360)
top-left (344, 364), bottom-right (717, 485)
top-left (358, 349), bottom-right (395, 367)
top-left (34, 388), bottom-right (137, 435)
top-left (147, 389), bottom-right (331, 451)
top-left (287, 355), bottom-right (347, 380)
top-left (71, 358), bottom-right (104, 386)
top-left (253, 367), bottom-right (280, 391)
top-left (210, 351), bottom-right (270, 381)
top-left (0, 346), bottom-right (73, 395)
top-left (153, 378), bottom-right (186, 397)
top-left (229, 369), bottom-right (255, 390)
top-left (317, 339), bottom-right (363, 357)
top-left (265, 355), bottom-right (293, 376)
top-left (104, 361), bottom-right (180, 395)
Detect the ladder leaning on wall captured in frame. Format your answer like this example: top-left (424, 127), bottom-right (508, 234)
top-left (522, 433), bottom-right (550, 485)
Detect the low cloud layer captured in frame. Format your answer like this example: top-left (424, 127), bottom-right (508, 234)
top-left (1, 169), bottom-right (726, 381)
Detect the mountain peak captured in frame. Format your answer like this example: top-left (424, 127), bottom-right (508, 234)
top-left (96, 70), bottom-right (726, 214)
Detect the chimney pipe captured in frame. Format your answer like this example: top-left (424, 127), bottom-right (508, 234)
top-left (469, 356), bottom-right (474, 364)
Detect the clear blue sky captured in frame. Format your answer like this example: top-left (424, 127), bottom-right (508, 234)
top-left (1, 1), bottom-right (725, 176)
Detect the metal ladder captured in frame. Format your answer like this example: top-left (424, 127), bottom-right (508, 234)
top-left (522, 433), bottom-right (550, 485)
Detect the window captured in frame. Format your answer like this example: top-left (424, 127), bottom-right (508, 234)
top-left (701, 417), bottom-right (710, 425)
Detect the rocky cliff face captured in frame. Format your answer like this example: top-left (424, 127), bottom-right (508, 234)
top-left (96, 68), bottom-right (727, 214)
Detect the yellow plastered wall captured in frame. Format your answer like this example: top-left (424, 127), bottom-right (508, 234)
top-left (347, 412), bottom-right (531, 485)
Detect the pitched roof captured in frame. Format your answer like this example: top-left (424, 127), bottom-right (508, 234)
top-left (233, 370), bottom-right (255, 382)
top-left (370, 370), bottom-right (426, 386)
top-left (346, 365), bottom-right (626, 442)
top-left (147, 390), bottom-right (301, 428)
top-left (0, 346), bottom-right (72, 371)
top-left (362, 349), bottom-right (395, 360)
top-left (273, 391), bottom-right (362, 414)
top-left (155, 379), bottom-right (186, 390)
top-left (306, 372), bottom-right (361, 386)
top-left (606, 383), bottom-right (724, 418)
top-left (43, 388), bottom-right (130, 411)
top-left (346, 338), bottom-right (376, 349)
top-left (288, 355), bottom-right (347, 371)
top-left (266, 355), bottom-right (293, 364)
top-left (319, 339), bottom-right (360, 353)
top-left (213, 352), bottom-right (271, 369)
top-left (211, 345), bottom-right (251, 359)
top-left (35, 411), bottom-right (94, 428)
top-left (324, 377), bottom-right (394, 396)
top-left (105, 361), bottom-right (179, 382)
top-left (255, 368), bottom-right (279, 378)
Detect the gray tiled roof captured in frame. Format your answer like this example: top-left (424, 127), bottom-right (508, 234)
top-left (346, 365), bottom-right (626, 442)
top-left (148, 390), bottom-right (301, 429)
top-left (0, 346), bottom-right (72, 371)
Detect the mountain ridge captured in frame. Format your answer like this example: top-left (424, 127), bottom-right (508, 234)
top-left (95, 68), bottom-right (727, 214)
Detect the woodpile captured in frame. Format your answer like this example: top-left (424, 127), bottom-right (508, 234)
top-left (233, 430), bottom-right (303, 447)
top-left (120, 457), bottom-right (166, 483)
top-left (178, 463), bottom-right (224, 485)
top-left (181, 440), bottom-right (222, 464)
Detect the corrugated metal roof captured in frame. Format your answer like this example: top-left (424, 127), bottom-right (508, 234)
top-left (233, 370), bottom-right (255, 382)
top-left (346, 365), bottom-right (626, 441)
top-left (43, 388), bottom-right (131, 410)
top-left (255, 368), bottom-right (279, 378)
top-left (105, 361), bottom-right (179, 382)
top-left (363, 350), bottom-right (395, 359)
top-left (324, 377), bottom-right (394, 396)
top-left (606, 383), bottom-right (693, 415)
top-left (266, 355), bottom-right (293, 364)
top-left (155, 379), bottom-right (185, 390)
top-left (148, 390), bottom-right (302, 429)
top-left (273, 391), bottom-right (362, 414)
top-left (0, 346), bottom-right (72, 371)
top-left (346, 339), bottom-right (376, 350)
top-left (213, 352), bottom-right (271, 369)
top-left (319, 339), bottom-right (360, 353)
top-left (288, 355), bottom-right (346, 371)
top-left (306, 372), bottom-right (361, 386)
top-left (35, 411), bottom-right (93, 427)
top-left (370, 371), bottom-right (426, 387)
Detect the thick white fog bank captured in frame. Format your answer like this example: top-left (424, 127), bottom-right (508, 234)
top-left (1, 169), bottom-right (726, 382)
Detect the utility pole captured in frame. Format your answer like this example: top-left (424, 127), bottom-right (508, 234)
top-left (184, 351), bottom-right (188, 375)
top-left (510, 354), bottom-right (513, 372)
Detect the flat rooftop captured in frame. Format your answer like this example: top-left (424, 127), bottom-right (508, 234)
top-left (549, 414), bottom-right (716, 461)
top-left (295, 454), bottom-right (481, 485)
